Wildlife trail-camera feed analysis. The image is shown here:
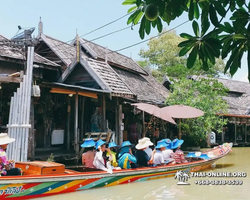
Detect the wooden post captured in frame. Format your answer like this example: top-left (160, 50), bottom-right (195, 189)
top-left (115, 98), bottom-right (122, 145)
top-left (74, 93), bottom-right (79, 154)
top-left (67, 96), bottom-right (71, 150)
top-left (101, 95), bottom-right (106, 132)
top-left (221, 116), bottom-right (224, 143)
top-left (234, 122), bottom-right (237, 145)
top-left (28, 97), bottom-right (35, 160)
top-left (245, 123), bottom-right (247, 143)
top-left (80, 96), bottom-right (85, 142)
top-left (142, 111), bottom-right (145, 137)
top-left (115, 98), bottom-right (118, 144)
top-left (118, 104), bottom-right (123, 145)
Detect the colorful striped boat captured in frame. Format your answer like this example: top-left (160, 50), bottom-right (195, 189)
top-left (0, 143), bottom-right (232, 199)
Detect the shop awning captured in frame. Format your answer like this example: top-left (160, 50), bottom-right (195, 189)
top-left (50, 88), bottom-right (98, 99)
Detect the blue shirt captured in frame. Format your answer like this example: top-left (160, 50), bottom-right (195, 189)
top-left (118, 153), bottom-right (137, 169)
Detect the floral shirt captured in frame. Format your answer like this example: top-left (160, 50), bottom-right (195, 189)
top-left (171, 149), bottom-right (187, 164)
top-left (0, 148), bottom-right (8, 175)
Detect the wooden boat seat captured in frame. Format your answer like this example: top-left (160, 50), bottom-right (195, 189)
top-left (15, 161), bottom-right (65, 175)
top-left (79, 130), bottom-right (112, 155)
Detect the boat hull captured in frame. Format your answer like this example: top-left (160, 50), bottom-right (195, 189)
top-left (0, 144), bottom-right (232, 199)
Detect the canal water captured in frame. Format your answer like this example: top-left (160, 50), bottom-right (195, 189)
top-left (40, 147), bottom-right (250, 200)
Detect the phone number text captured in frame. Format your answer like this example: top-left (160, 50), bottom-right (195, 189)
top-left (194, 179), bottom-right (243, 185)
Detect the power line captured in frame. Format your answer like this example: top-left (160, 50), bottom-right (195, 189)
top-left (37, 20), bottom-right (190, 61)
top-left (37, 23), bottom-right (140, 54)
top-left (37, 12), bottom-right (134, 54)
top-left (81, 12), bottom-right (132, 37)
top-left (96, 20), bottom-right (190, 57)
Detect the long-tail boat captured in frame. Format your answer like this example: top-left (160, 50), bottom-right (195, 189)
top-left (0, 143), bottom-right (232, 199)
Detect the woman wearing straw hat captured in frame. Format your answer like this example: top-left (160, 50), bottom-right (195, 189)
top-left (93, 139), bottom-right (113, 173)
top-left (81, 138), bottom-right (96, 168)
top-left (135, 137), bottom-right (156, 167)
top-left (0, 133), bottom-right (21, 176)
top-left (171, 138), bottom-right (187, 164)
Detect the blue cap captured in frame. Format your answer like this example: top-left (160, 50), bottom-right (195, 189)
top-left (95, 139), bottom-right (106, 150)
top-left (171, 138), bottom-right (184, 149)
top-left (199, 153), bottom-right (210, 160)
top-left (108, 142), bottom-right (117, 148)
top-left (155, 140), bottom-right (169, 149)
top-left (81, 138), bottom-right (95, 148)
top-left (163, 138), bottom-right (172, 149)
top-left (186, 152), bottom-right (197, 158)
top-left (121, 141), bottom-right (132, 148)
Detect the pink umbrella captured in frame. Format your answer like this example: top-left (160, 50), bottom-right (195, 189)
top-left (132, 103), bottom-right (176, 137)
top-left (161, 105), bottom-right (204, 119)
top-left (161, 105), bottom-right (204, 139)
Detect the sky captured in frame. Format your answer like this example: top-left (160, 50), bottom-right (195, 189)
top-left (0, 0), bottom-right (248, 82)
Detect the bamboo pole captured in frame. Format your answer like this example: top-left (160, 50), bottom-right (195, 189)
top-left (6, 96), bottom-right (14, 159)
top-left (23, 47), bottom-right (34, 161)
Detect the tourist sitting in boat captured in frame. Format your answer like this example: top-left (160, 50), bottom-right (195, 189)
top-left (93, 139), bottom-right (113, 173)
top-left (117, 141), bottom-right (137, 169)
top-left (162, 139), bottom-right (175, 164)
top-left (153, 140), bottom-right (169, 166)
top-left (0, 133), bottom-right (21, 176)
top-left (144, 137), bottom-right (154, 158)
top-left (81, 138), bottom-right (96, 168)
top-left (107, 142), bottom-right (118, 167)
top-left (135, 137), bottom-right (156, 167)
top-left (171, 139), bottom-right (187, 164)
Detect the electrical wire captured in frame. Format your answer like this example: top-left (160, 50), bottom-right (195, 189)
top-left (37, 22), bottom-right (140, 54)
top-left (95, 20), bottom-right (190, 57)
top-left (80, 12), bottom-right (132, 37)
top-left (36, 20), bottom-right (190, 61)
top-left (37, 12), bottom-right (135, 54)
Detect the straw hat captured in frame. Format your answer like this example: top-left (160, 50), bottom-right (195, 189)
top-left (0, 133), bottom-right (15, 145)
top-left (136, 137), bottom-right (153, 150)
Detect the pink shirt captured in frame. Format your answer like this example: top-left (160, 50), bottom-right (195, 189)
top-left (82, 151), bottom-right (96, 168)
top-left (0, 148), bottom-right (8, 175)
top-left (171, 149), bottom-right (187, 164)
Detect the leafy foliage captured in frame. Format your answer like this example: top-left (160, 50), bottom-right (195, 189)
top-left (165, 77), bottom-right (228, 146)
top-left (122, 0), bottom-right (250, 81)
top-left (139, 30), bottom-right (227, 81)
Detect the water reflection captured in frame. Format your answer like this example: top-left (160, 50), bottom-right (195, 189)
top-left (40, 148), bottom-right (250, 200)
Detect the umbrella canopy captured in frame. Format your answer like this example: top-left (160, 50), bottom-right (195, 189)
top-left (161, 105), bottom-right (204, 119)
top-left (132, 103), bottom-right (176, 125)
top-left (161, 105), bottom-right (204, 139)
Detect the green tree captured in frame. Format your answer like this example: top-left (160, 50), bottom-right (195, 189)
top-left (165, 77), bottom-right (228, 147)
top-left (122, 0), bottom-right (250, 81)
top-left (139, 30), bottom-right (226, 81)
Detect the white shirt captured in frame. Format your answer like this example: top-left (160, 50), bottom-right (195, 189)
top-left (144, 147), bottom-right (153, 158)
top-left (93, 150), bottom-right (113, 173)
top-left (153, 150), bottom-right (164, 165)
top-left (162, 149), bottom-right (173, 161)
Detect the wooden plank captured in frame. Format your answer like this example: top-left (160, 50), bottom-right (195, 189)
top-left (0, 76), bottom-right (22, 83)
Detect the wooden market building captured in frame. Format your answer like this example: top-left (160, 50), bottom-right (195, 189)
top-left (0, 21), bottom-right (170, 162)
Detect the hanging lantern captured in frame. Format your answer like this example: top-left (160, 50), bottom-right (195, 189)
top-left (236, 117), bottom-right (241, 124)
top-left (241, 118), bottom-right (246, 124)
top-left (228, 117), bottom-right (236, 123)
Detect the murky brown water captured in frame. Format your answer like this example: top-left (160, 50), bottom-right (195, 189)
top-left (40, 147), bottom-right (250, 200)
